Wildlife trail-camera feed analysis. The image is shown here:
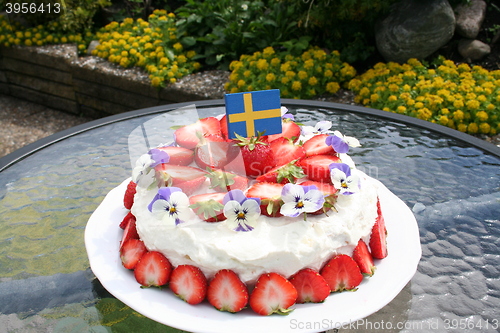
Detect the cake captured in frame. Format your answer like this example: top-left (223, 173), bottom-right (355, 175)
top-left (118, 106), bottom-right (388, 315)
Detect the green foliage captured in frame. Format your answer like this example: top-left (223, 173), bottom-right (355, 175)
top-left (175, 0), bottom-right (302, 69)
top-left (283, 0), bottom-right (398, 64)
top-left (348, 57), bottom-right (500, 135)
top-left (4, 0), bottom-right (110, 32)
top-left (93, 10), bottom-right (201, 87)
top-left (225, 46), bottom-right (356, 99)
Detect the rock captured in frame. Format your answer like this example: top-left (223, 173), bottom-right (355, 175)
top-left (86, 40), bottom-right (100, 56)
top-left (458, 39), bottom-right (491, 61)
top-left (375, 0), bottom-right (456, 63)
top-left (455, 0), bottom-right (487, 39)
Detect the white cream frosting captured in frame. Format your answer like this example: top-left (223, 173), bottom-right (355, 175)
top-left (132, 168), bottom-right (379, 285)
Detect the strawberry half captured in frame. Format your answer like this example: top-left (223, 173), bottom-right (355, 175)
top-left (157, 146), bottom-right (194, 166)
top-left (124, 180), bottom-right (137, 209)
top-left (206, 169), bottom-right (248, 192)
top-left (249, 272), bottom-right (298, 316)
top-left (194, 138), bottom-right (241, 170)
top-left (268, 119), bottom-right (301, 143)
top-left (120, 211), bottom-right (136, 229)
top-left (207, 269), bottom-right (249, 313)
top-left (169, 265), bottom-right (208, 305)
top-left (255, 163), bottom-right (305, 184)
top-left (289, 268), bottom-right (331, 303)
top-left (120, 217), bottom-right (139, 250)
top-left (302, 134), bottom-right (335, 156)
top-left (134, 251), bottom-right (172, 288)
top-left (353, 239), bottom-right (376, 276)
top-left (174, 117), bottom-right (222, 149)
top-left (369, 200), bottom-right (388, 259)
top-left (320, 254), bottom-right (363, 292)
top-left (298, 154), bottom-right (341, 183)
top-left (155, 164), bottom-right (207, 196)
top-left (269, 137), bottom-right (306, 167)
top-left (120, 238), bottom-right (147, 270)
top-left (189, 192), bottom-right (226, 222)
top-left (246, 182), bottom-right (285, 217)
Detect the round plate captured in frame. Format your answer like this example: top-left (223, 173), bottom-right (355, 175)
top-left (85, 179), bottom-right (421, 333)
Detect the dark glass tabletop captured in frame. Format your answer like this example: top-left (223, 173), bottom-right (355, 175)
top-left (0, 100), bottom-right (499, 332)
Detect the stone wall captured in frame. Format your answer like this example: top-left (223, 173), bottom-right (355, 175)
top-left (0, 44), bottom-right (227, 118)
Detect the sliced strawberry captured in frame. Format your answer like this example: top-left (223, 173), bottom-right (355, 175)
top-left (174, 117), bottom-right (222, 149)
top-left (120, 211), bottom-right (136, 229)
top-left (249, 272), bottom-right (297, 316)
top-left (120, 217), bottom-right (139, 250)
top-left (194, 139), bottom-right (241, 170)
top-left (270, 137), bottom-right (306, 167)
top-left (298, 155), bottom-right (341, 183)
top-left (256, 163), bottom-right (305, 184)
top-left (189, 192), bottom-right (226, 222)
top-left (157, 146), bottom-right (194, 166)
top-left (302, 134), bottom-right (335, 156)
top-left (155, 164), bottom-right (207, 195)
top-left (169, 265), bottom-right (208, 305)
top-left (320, 254), bottom-right (363, 292)
top-left (134, 251), bottom-right (172, 287)
top-left (207, 269), bottom-right (249, 313)
top-left (369, 200), bottom-right (388, 259)
top-left (124, 180), bottom-right (137, 209)
top-left (246, 182), bottom-right (285, 217)
top-left (120, 238), bottom-right (147, 270)
top-left (219, 115), bottom-right (230, 140)
top-left (206, 169), bottom-right (248, 192)
top-left (289, 268), bottom-right (331, 303)
top-left (268, 119), bottom-right (301, 143)
top-left (235, 134), bottom-right (275, 178)
top-left (353, 239), bottom-right (376, 276)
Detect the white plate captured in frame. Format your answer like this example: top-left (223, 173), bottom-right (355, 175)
top-left (85, 179), bottom-right (421, 333)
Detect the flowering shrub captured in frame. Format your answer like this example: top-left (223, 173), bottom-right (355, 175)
top-left (348, 57), bottom-right (500, 135)
top-left (225, 46), bottom-right (356, 99)
top-left (92, 10), bottom-right (201, 87)
top-left (0, 16), bottom-right (92, 53)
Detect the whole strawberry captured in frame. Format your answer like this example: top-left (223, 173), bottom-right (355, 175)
top-left (234, 133), bottom-right (275, 178)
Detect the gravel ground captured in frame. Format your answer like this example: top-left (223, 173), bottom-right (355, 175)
top-left (0, 94), bottom-right (94, 158)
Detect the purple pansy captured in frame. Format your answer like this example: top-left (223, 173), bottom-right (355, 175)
top-left (223, 189), bottom-right (261, 232)
top-left (132, 148), bottom-right (170, 182)
top-left (329, 163), bottom-right (360, 195)
top-left (148, 187), bottom-right (191, 225)
top-left (280, 184), bottom-right (325, 219)
top-left (325, 131), bottom-right (361, 154)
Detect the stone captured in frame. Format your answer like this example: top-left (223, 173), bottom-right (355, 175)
top-left (455, 0), bottom-right (487, 39)
top-left (375, 0), bottom-right (456, 63)
top-left (86, 40), bottom-right (100, 56)
top-left (458, 39), bottom-right (491, 61)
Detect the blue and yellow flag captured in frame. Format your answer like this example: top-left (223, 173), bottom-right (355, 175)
top-left (224, 89), bottom-right (282, 139)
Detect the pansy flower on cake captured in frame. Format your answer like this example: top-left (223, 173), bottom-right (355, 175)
top-left (118, 90), bottom-right (389, 316)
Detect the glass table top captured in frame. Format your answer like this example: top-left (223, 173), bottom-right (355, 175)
top-left (0, 100), bottom-right (499, 332)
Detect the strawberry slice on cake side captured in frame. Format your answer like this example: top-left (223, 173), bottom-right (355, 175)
top-left (154, 164), bottom-right (208, 196)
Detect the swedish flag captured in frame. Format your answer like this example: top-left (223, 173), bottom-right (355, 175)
top-left (224, 89), bottom-right (282, 139)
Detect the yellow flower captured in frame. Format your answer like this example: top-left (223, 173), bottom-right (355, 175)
top-left (397, 106), bottom-right (407, 114)
top-left (262, 46), bottom-right (275, 57)
top-left (237, 79), bottom-right (246, 88)
top-left (298, 71), bottom-right (308, 80)
top-left (326, 82), bottom-right (340, 94)
top-left (292, 81), bottom-right (302, 91)
top-left (173, 42), bottom-right (183, 51)
top-left (371, 94), bottom-right (379, 103)
top-left (457, 123), bottom-right (467, 132)
top-left (453, 110), bottom-right (465, 121)
top-left (281, 77), bottom-right (289, 84)
top-left (467, 123), bottom-right (479, 134)
top-left (324, 69), bottom-right (333, 78)
top-left (479, 122), bottom-right (491, 134)
top-left (439, 115), bottom-right (449, 125)
top-left (256, 59), bottom-right (268, 71)
top-left (475, 110), bottom-right (488, 122)
top-left (266, 73), bottom-right (276, 82)
top-left (466, 99), bottom-right (480, 110)
top-left (453, 100), bottom-right (464, 108)
top-left (286, 71), bottom-right (296, 79)
top-left (308, 76), bottom-right (318, 86)
top-left (415, 102), bottom-right (424, 109)
top-left (388, 95), bottom-right (398, 102)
